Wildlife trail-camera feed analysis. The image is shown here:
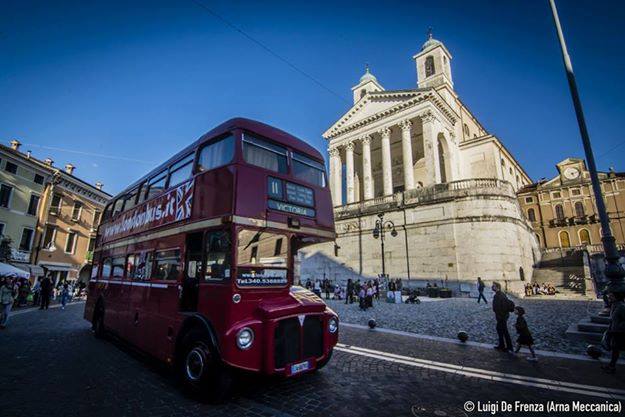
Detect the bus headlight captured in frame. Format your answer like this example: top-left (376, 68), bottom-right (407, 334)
top-left (236, 327), bottom-right (254, 350)
top-left (328, 317), bottom-right (338, 334)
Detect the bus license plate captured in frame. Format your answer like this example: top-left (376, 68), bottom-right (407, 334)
top-left (289, 360), bottom-right (310, 375)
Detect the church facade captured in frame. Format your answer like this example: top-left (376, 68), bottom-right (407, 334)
top-left (299, 34), bottom-right (540, 295)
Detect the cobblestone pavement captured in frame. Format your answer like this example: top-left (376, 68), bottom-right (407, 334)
top-left (0, 303), bottom-right (622, 417)
top-left (326, 297), bottom-right (603, 355)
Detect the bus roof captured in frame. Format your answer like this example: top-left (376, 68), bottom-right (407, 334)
top-left (114, 118), bottom-right (324, 199)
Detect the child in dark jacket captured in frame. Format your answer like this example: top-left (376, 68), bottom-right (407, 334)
top-left (514, 306), bottom-right (537, 361)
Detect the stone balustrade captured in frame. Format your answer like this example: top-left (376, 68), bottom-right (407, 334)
top-left (334, 178), bottom-right (516, 220)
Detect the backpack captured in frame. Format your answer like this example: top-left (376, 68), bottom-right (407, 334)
top-left (506, 297), bottom-right (515, 312)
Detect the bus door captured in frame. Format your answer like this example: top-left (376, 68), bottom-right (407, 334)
top-left (125, 252), bottom-right (152, 351)
top-left (181, 232), bottom-right (203, 312)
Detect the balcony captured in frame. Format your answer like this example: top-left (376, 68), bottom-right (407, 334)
top-left (334, 178), bottom-right (515, 220)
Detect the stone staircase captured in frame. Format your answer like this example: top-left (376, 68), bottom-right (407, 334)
top-left (531, 250), bottom-right (589, 298)
top-left (566, 314), bottom-right (609, 343)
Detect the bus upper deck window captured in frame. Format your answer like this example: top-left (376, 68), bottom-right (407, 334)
top-left (167, 154), bottom-right (194, 188)
top-left (145, 170), bottom-right (167, 201)
top-left (292, 152), bottom-right (326, 187)
top-left (242, 134), bottom-right (288, 174)
top-left (197, 135), bottom-right (234, 172)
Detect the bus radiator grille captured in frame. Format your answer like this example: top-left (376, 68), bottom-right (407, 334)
top-left (274, 318), bottom-right (301, 369)
top-left (302, 316), bottom-right (324, 359)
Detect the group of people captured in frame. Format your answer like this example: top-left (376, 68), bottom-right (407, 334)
top-left (0, 272), bottom-right (80, 329)
top-left (524, 282), bottom-right (556, 296)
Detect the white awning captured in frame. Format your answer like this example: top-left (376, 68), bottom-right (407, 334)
top-left (0, 262), bottom-right (30, 279)
top-left (39, 264), bottom-right (74, 272)
top-left (13, 264), bottom-right (46, 277)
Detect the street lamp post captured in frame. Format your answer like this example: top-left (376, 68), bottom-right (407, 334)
top-left (549, 0), bottom-right (625, 297)
top-left (373, 212), bottom-right (398, 277)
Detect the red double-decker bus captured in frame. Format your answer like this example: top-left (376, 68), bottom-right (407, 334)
top-left (85, 118), bottom-right (338, 397)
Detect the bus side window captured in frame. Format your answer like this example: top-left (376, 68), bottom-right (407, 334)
top-left (134, 252), bottom-right (152, 281)
top-left (91, 262), bottom-right (100, 279)
top-left (112, 257), bottom-right (125, 279)
top-left (204, 231), bottom-right (231, 281)
top-left (144, 170), bottom-right (167, 202)
top-left (186, 232), bottom-right (204, 279)
top-left (126, 254), bottom-right (137, 279)
top-left (102, 258), bottom-right (112, 278)
top-left (112, 198), bottom-right (125, 218)
top-left (167, 154), bottom-right (194, 188)
top-left (153, 250), bottom-right (180, 281)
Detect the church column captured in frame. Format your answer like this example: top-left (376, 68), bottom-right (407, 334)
top-left (345, 141), bottom-right (356, 204)
top-left (420, 111), bottom-right (437, 186)
top-left (400, 120), bottom-right (415, 190)
top-left (379, 127), bottom-right (393, 195)
top-left (328, 147), bottom-right (342, 206)
top-left (361, 135), bottom-right (374, 200)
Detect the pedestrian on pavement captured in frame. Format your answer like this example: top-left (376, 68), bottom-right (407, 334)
top-left (374, 279), bottom-right (380, 300)
top-left (324, 279), bottom-right (331, 300)
top-left (346, 279), bottom-right (354, 305)
top-left (477, 277), bottom-right (488, 304)
top-left (365, 282), bottom-right (374, 308)
top-left (39, 273), bottom-right (53, 310)
top-left (60, 283), bottom-right (70, 310)
top-left (492, 281), bottom-right (514, 352)
top-left (358, 285), bottom-right (366, 311)
top-left (313, 279), bottom-right (321, 297)
top-left (0, 277), bottom-right (16, 329)
top-left (32, 279), bottom-right (41, 306)
top-left (602, 291), bottom-right (625, 374)
top-left (513, 306), bottom-right (537, 361)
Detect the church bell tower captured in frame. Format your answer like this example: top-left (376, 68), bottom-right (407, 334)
top-left (413, 29), bottom-right (453, 90)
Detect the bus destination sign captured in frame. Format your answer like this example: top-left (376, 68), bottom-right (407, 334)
top-left (101, 179), bottom-right (194, 242)
top-left (285, 182), bottom-right (314, 207)
top-left (268, 200), bottom-right (315, 217)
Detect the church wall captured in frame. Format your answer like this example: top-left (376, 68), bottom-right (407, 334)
top-left (299, 189), bottom-right (539, 296)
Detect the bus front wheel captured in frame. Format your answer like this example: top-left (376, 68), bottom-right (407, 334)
top-left (178, 329), bottom-right (232, 402)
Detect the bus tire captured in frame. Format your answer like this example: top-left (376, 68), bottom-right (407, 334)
top-left (178, 328), bottom-right (232, 402)
top-left (92, 303), bottom-right (106, 339)
top-left (315, 348), bottom-right (333, 371)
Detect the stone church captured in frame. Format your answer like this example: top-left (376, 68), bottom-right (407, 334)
top-left (299, 33), bottom-right (540, 295)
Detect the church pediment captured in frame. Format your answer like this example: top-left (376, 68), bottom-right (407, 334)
top-left (323, 89), bottom-right (456, 139)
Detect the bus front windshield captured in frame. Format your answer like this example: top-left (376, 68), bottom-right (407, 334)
top-left (236, 229), bottom-right (288, 268)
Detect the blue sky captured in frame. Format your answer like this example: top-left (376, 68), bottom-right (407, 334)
top-left (1, 0), bottom-right (624, 195)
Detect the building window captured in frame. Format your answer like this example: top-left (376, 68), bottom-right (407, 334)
top-left (0, 184), bottom-right (12, 208)
top-left (509, 167), bottom-right (513, 175)
top-left (27, 194), bottom-right (40, 216)
top-left (360, 89), bottom-right (366, 99)
top-left (65, 231), bottom-right (77, 254)
top-left (42, 225), bottom-right (56, 250)
top-left (71, 201), bottom-right (83, 221)
top-left (571, 188), bottom-right (581, 196)
top-left (93, 210), bottom-right (101, 228)
top-left (579, 229), bottom-right (591, 245)
top-left (574, 201), bottom-right (585, 218)
top-left (501, 158), bottom-right (506, 167)
top-left (4, 161), bottom-right (17, 174)
top-left (34, 174), bottom-right (44, 185)
top-left (527, 208), bottom-right (536, 222)
top-left (558, 230), bottom-right (570, 248)
top-left (555, 204), bottom-right (565, 220)
top-left (49, 194), bottom-right (62, 214)
top-left (524, 196), bottom-right (533, 203)
top-left (552, 191), bottom-right (561, 199)
top-left (463, 123), bottom-right (470, 137)
top-left (19, 228), bottom-right (34, 251)
top-left (425, 55), bottom-right (435, 77)
top-left (87, 237), bottom-right (96, 252)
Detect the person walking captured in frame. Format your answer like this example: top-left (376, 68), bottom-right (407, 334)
top-left (602, 291), bottom-right (625, 374)
top-left (39, 273), bottom-right (53, 310)
top-left (60, 283), bottom-right (70, 310)
top-left (492, 281), bottom-right (514, 352)
top-left (513, 306), bottom-right (537, 361)
top-left (477, 277), bottom-right (488, 304)
top-left (0, 277), bottom-right (16, 329)
top-left (346, 279), bottom-right (353, 305)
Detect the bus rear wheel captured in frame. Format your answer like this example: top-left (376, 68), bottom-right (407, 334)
top-left (179, 329), bottom-right (232, 402)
